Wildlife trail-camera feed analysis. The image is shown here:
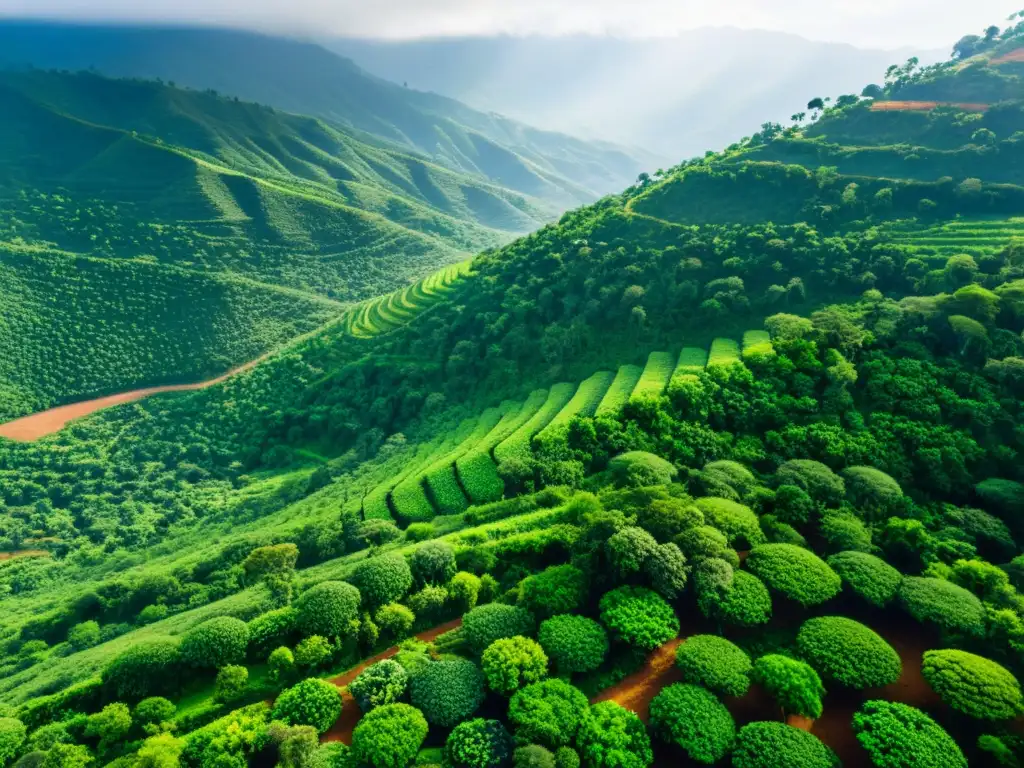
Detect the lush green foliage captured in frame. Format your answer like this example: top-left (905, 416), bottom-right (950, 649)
top-left (214, 664), bottom-right (249, 704)
top-left (731, 722), bottom-right (839, 768)
top-left (352, 555), bottom-right (414, 610)
top-left (0, 717), bottom-right (26, 765)
top-left (464, 604), bottom-right (537, 655)
top-left (853, 700), bottom-right (966, 768)
top-left (649, 683), bottom-right (735, 764)
top-left (746, 544), bottom-right (841, 607)
top-left (179, 616), bottom-right (250, 669)
top-left (752, 655), bottom-right (825, 719)
top-left (699, 569), bottom-right (773, 627)
top-left (272, 679), bottom-right (344, 734)
top-left (507, 679), bottom-right (589, 749)
top-left (537, 615), bottom-right (609, 674)
top-left (674, 635), bottom-right (752, 696)
top-left (349, 660), bottom-right (409, 713)
top-left (576, 701), bottom-right (653, 768)
top-left (797, 617), bottom-right (901, 689)
top-left (102, 639), bottom-right (181, 701)
top-left (694, 498), bottom-right (766, 549)
top-left (445, 719), bottom-right (515, 768)
top-left (921, 649), bottom-right (1024, 719)
top-left (519, 565), bottom-right (588, 618)
top-left (827, 552), bottom-right (903, 607)
top-left (607, 453), bottom-right (677, 488)
top-left (482, 636), bottom-right (549, 696)
top-left (295, 582), bottom-right (362, 638)
top-left (410, 658), bottom-right (485, 727)
top-left (897, 577), bottom-right (986, 636)
top-left (351, 703), bottom-right (429, 768)
top-left (598, 586), bottom-right (679, 650)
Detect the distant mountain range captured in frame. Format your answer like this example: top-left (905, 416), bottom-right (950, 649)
top-left (329, 30), bottom-right (945, 159)
top-left (0, 22), bottom-right (657, 206)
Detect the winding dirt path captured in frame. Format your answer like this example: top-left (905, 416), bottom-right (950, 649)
top-left (591, 639), bottom-right (684, 721)
top-left (0, 359), bottom-right (267, 442)
top-left (320, 618), bottom-right (462, 745)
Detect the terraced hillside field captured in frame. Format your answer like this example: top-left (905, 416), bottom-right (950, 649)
top-left (880, 217), bottom-right (1024, 262)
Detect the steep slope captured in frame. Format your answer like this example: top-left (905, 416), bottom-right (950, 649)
top-left (330, 30), bottom-right (941, 159)
top-left (0, 22), bottom-right (655, 205)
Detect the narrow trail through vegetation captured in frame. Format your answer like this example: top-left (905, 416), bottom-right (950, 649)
top-left (592, 639), bottom-right (684, 720)
top-left (320, 618), bottom-right (463, 745)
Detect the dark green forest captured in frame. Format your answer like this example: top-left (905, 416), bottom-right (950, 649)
top-left (3, 13), bottom-right (1024, 768)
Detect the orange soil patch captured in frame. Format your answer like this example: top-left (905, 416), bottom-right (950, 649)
top-left (992, 48), bottom-right (1024, 65)
top-left (0, 549), bottom-right (50, 561)
top-left (786, 714), bottom-right (814, 731)
top-left (320, 618), bottom-right (462, 745)
top-left (870, 100), bottom-right (988, 112)
top-left (0, 359), bottom-right (265, 442)
top-left (591, 638), bottom-right (684, 721)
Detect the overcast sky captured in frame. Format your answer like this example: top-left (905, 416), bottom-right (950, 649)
top-left (0, 0), bottom-right (1019, 49)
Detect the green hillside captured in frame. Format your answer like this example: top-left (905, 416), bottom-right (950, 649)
top-left (5, 16), bottom-right (1024, 768)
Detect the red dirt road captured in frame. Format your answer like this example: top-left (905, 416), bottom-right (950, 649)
top-left (870, 100), bottom-right (988, 112)
top-left (591, 639), bottom-right (684, 721)
top-left (320, 618), bottom-right (462, 745)
top-left (0, 359), bottom-right (263, 442)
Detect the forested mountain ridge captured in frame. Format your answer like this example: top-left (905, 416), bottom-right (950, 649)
top-left (5, 16), bottom-right (1024, 768)
top-left (0, 22), bottom-right (656, 205)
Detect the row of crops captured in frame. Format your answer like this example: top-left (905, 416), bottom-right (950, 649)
top-left (353, 332), bottom-right (769, 525)
top-left (343, 260), bottom-right (473, 338)
top-left (881, 217), bottom-right (1024, 262)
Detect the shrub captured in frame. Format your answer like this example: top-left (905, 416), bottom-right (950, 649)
top-left (405, 523), bottom-right (435, 543)
top-left (694, 498), bottom-right (766, 549)
top-left (636, 497), bottom-right (704, 541)
top-left (897, 576), bottom-right (985, 636)
top-left (537, 616), bottom-right (608, 675)
top-left (482, 637), bottom-right (549, 696)
top-left (102, 638), bottom-right (181, 700)
top-left (407, 585), bottom-right (449, 624)
top-left (797, 617), bottom-right (901, 689)
top-left (644, 543), bottom-right (688, 600)
top-left (732, 722), bottom-right (838, 768)
top-left (349, 660), bottom-right (410, 712)
top-left (699, 570), bottom-right (772, 627)
top-left (554, 747), bottom-right (579, 768)
top-left (820, 511), bottom-right (873, 553)
top-left (450, 572), bottom-right (483, 613)
top-left (351, 703), bottom-right (428, 768)
top-left (775, 460), bottom-right (844, 506)
top-left (295, 582), bottom-right (362, 638)
top-left (675, 636), bottom-right (751, 696)
top-left (375, 603), bottom-right (416, 642)
top-left (605, 527), bottom-right (658, 579)
top-left (841, 467), bottom-right (902, 519)
top-left (134, 697), bottom-right (175, 727)
top-left (444, 719), bottom-right (514, 768)
top-left (921, 649), bottom-right (1024, 720)
top-left (702, 460), bottom-right (757, 498)
top-left (137, 732), bottom-right (186, 767)
top-left (649, 684), bottom-right (735, 764)
top-left (179, 618), bottom-right (252, 671)
top-left (411, 542), bottom-right (457, 586)
top-left (759, 515), bottom-right (806, 546)
top-left (853, 700), bottom-right (965, 768)
top-left (410, 658), bottom-right (485, 727)
top-left (827, 552), bottom-right (902, 608)
top-left (273, 679), bottom-right (344, 734)
top-left (41, 744), bottom-right (93, 767)
top-left (599, 586), bottom-right (679, 650)
top-left (772, 485), bottom-right (814, 526)
top-left (294, 635), bottom-right (333, 670)
top-left (464, 604), bottom-right (536, 654)
top-left (752, 655), bottom-right (824, 719)
top-left (608, 452), bottom-right (677, 487)
top-left (352, 555), bottom-right (414, 610)
top-left (248, 607), bottom-right (298, 656)
top-left (85, 702), bottom-right (132, 748)
top-left (268, 646), bottom-right (295, 683)
top-left (67, 621), bottom-right (101, 651)
top-left (515, 745), bottom-right (555, 768)
top-left (508, 679), bottom-right (589, 749)
top-left (674, 526), bottom-right (739, 566)
top-left (0, 718), bottom-right (26, 766)
top-left (975, 478), bottom-right (1024, 519)
top-left (519, 565), bottom-right (588, 618)
top-left (746, 545), bottom-right (841, 607)
top-left (576, 701), bottom-right (653, 768)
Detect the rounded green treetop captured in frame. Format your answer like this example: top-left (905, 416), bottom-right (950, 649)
top-left (537, 615), bottom-right (609, 674)
top-left (853, 700), bottom-right (966, 768)
top-left (577, 701), bottom-right (653, 768)
top-left (746, 544), bottom-right (841, 607)
top-left (797, 616), bottom-right (901, 689)
top-left (272, 678), bottom-right (344, 734)
top-left (675, 635), bottom-right (752, 696)
top-left (351, 554), bottom-right (414, 609)
top-left (695, 498), bottom-right (767, 549)
top-left (464, 603), bottom-right (536, 654)
top-left (827, 551), bottom-right (902, 608)
top-left (898, 577), bottom-right (985, 636)
top-left (608, 451), bottom-right (677, 487)
top-left (599, 586), bottom-right (679, 650)
top-left (482, 636), bottom-right (549, 696)
top-left (352, 703), bottom-right (429, 768)
top-left (508, 679), bottom-right (589, 750)
top-left (179, 616), bottom-right (250, 669)
top-left (410, 657), bottom-right (485, 727)
top-left (444, 719), bottom-right (514, 768)
top-left (649, 683), bottom-right (735, 764)
top-left (295, 581), bottom-right (362, 638)
top-left (731, 721), bottom-right (839, 768)
top-left (921, 649), bottom-right (1024, 720)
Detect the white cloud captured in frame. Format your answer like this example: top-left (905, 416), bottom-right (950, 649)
top-left (0, 0), bottom-right (1019, 48)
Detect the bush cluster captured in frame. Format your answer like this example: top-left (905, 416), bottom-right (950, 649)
top-left (538, 615), bottom-right (609, 675)
top-left (349, 660), bottom-right (409, 713)
top-left (674, 635), bottom-right (751, 696)
top-left (410, 658), bottom-right (485, 727)
top-left (598, 586), bottom-right (679, 650)
top-left (797, 617), bottom-right (901, 689)
top-left (649, 683), bottom-right (735, 764)
top-left (464, 604), bottom-right (536, 654)
top-left (745, 544), bottom-right (841, 607)
top-left (852, 700), bottom-right (966, 768)
top-left (576, 701), bottom-right (653, 768)
top-left (732, 722), bottom-right (839, 768)
top-left (272, 679), bottom-right (344, 735)
top-left (508, 679), bottom-right (589, 749)
top-left (921, 649), bottom-right (1024, 720)
top-left (826, 551), bottom-right (902, 607)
